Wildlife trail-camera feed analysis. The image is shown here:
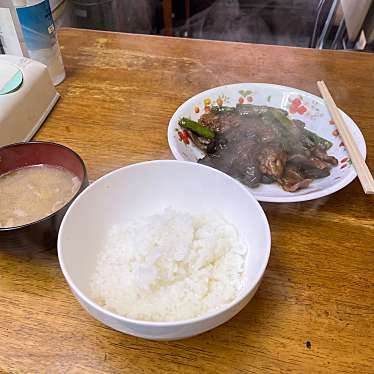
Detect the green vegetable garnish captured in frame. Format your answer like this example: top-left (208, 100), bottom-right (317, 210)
top-left (271, 110), bottom-right (294, 127)
top-left (270, 110), bottom-right (333, 150)
top-left (303, 128), bottom-right (333, 150)
top-left (178, 118), bottom-right (215, 140)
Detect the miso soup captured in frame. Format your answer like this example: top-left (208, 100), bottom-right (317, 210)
top-left (0, 165), bottom-right (80, 228)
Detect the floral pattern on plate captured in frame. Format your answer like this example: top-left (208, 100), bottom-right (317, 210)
top-left (168, 83), bottom-right (366, 202)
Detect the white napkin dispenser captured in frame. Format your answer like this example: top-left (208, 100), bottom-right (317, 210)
top-left (0, 54), bottom-right (59, 147)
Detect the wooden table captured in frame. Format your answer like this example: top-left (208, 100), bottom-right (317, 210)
top-left (1, 28), bottom-right (373, 373)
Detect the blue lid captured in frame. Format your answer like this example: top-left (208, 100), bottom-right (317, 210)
top-left (0, 62), bottom-right (23, 95)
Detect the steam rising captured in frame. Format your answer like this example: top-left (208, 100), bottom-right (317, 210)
top-left (175, 0), bottom-right (318, 47)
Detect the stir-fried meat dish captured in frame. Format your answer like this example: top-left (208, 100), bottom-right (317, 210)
top-left (178, 104), bottom-right (338, 192)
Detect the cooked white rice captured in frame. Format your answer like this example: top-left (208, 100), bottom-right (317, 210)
top-left (90, 208), bottom-right (247, 322)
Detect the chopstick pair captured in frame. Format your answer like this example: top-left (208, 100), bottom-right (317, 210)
top-left (317, 81), bottom-right (374, 194)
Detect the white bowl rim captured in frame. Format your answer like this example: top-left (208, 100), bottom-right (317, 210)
top-left (167, 82), bottom-right (367, 203)
top-left (57, 160), bottom-right (271, 327)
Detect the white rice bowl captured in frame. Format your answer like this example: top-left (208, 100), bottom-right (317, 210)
top-left (91, 208), bottom-right (248, 322)
top-left (58, 160), bottom-right (271, 340)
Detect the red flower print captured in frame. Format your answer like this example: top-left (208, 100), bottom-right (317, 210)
top-left (329, 119), bottom-right (335, 125)
top-left (238, 97), bottom-right (244, 104)
top-left (204, 106), bottom-right (210, 113)
top-left (340, 157), bottom-right (349, 163)
top-left (332, 129), bottom-right (339, 137)
top-left (289, 97), bottom-right (307, 115)
top-left (247, 96), bottom-right (253, 103)
top-left (291, 98), bottom-right (302, 107)
top-left (340, 164), bottom-right (348, 169)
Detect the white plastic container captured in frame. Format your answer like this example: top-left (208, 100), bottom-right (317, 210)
top-left (0, 54), bottom-right (59, 147)
top-left (0, 0), bottom-right (66, 85)
top-left (14, 0), bottom-right (65, 85)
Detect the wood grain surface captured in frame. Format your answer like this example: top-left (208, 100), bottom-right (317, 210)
top-left (0, 28), bottom-right (373, 373)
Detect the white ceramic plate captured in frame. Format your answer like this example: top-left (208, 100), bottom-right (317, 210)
top-left (168, 83), bottom-right (366, 203)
